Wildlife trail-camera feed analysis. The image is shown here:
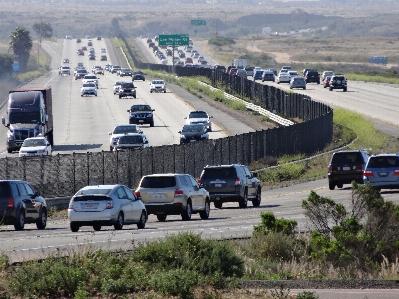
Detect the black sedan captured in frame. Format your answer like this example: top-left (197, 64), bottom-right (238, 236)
top-left (132, 71), bottom-right (145, 81)
top-left (178, 124), bottom-right (209, 144)
top-left (118, 68), bottom-right (132, 77)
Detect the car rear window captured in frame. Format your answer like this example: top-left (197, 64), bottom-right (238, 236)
top-left (0, 182), bottom-right (11, 197)
top-left (201, 168), bottom-right (236, 180)
top-left (73, 195), bottom-right (109, 202)
top-left (140, 176), bottom-right (176, 188)
top-left (367, 156), bottom-right (399, 168)
top-left (331, 152), bottom-right (364, 164)
top-left (76, 188), bottom-right (112, 195)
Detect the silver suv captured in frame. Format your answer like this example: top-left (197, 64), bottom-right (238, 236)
top-left (199, 164), bottom-right (261, 209)
top-left (135, 174), bottom-right (210, 222)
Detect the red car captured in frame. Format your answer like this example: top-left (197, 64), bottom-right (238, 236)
top-left (323, 76), bottom-right (331, 88)
top-left (229, 68), bottom-right (238, 76)
top-left (81, 46), bottom-right (87, 51)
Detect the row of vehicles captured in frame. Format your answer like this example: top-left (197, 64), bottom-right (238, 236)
top-left (328, 150), bottom-right (399, 191)
top-left (0, 163), bottom-right (261, 232)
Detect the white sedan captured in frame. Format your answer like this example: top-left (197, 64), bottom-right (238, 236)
top-left (19, 137), bottom-right (52, 157)
top-left (149, 79), bottom-right (167, 93)
top-left (81, 83), bottom-right (97, 97)
top-left (277, 72), bottom-right (291, 84)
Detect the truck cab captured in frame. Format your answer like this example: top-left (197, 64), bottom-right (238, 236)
top-left (2, 87), bottom-right (53, 153)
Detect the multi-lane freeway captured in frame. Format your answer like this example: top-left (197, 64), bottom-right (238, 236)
top-left (0, 37), bottom-right (399, 298)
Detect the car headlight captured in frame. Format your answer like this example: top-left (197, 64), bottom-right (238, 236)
top-left (147, 113), bottom-right (153, 117)
top-left (180, 135), bottom-right (186, 139)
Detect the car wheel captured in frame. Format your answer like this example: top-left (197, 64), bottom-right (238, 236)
top-left (239, 190), bottom-right (248, 209)
top-left (81, 94), bottom-right (83, 97)
top-left (143, 79), bottom-right (145, 81)
top-left (137, 211), bottom-right (146, 229)
top-left (70, 223), bottom-right (79, 232)
top-left (343, 88), bottom-right (347, 92)
top-left (157, 214), bottom-right (167, 222)
top-left (114, 212), bottom-right (124, 230)
top-left (119, 95), bottom-right (121, 99)
top-left (164, 90), bottom-right (166, 93)
top-left (214, 201), bottom-right (223, 209)
top-left (95, 94), bottom-right (97, 97)
top-left (181, 200), bottom-right (192, 221)
top-left (93, 225), bottom-right (102, 231)
top-left (150, 121), bottom-right (154, 127)
top-left (199, 200), bottom-right (210, 220)
top-left (36, 208), bottom-right (47, 229)
top-left (329, 182), bottom-right (335, 190)
top-left (150, 91), bottom-right (153, 93)
top-left (303, 87), bottom-right (306, 90)
top-left (252, 188), bottom-right (261, 207)
top-left (277, 82), bottom-right (280, 84)
top-left (337, 183), bottom-right (343, 189)
top-left (133, 95), bottom-right (136, 99)
top-left (324, 85), bottom-right (327, 88)
top-left (329, 87), bottom-right (333, 91)
top-left (14, 209), bottom-right (25, 231)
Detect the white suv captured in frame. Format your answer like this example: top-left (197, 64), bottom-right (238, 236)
top-left (184, 110), bottom-right (213, 132)
top-left (82, 74), bottom-right (99, 87)
top-left (59, 66), bottom-right (71, 75)
top-left (135, 173), bottom-right (210, 222)
top-left (149, 79), bottom-right (167, 93)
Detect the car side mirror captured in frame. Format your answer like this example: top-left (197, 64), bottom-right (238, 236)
top-left (178, 131), bottom-right (182, 134)
top-left (108, 132), bottom-right (112, 135)
top-left (1, 117), bottom-right (5, 125)
top-left (127, 110), bottom-right (130, 112)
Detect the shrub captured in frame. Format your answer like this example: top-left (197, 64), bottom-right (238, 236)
top-left (296, 291), bottom-right (319, 299)
top-left (229, 101), bottom-right (247, 110)
top-left (208, 36), bottom-right (236, 47)
top-left (132, 232), bottom-right (244, 278)
top-left (254, 211), bottom-right (298, 237)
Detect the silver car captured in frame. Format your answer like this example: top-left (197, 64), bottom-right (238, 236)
top-left (68, 184), bottom-right (147, 232)
top-left (289, 76), bottom-right (307, 90)
top-left (135, 174), bottom-right (210, 222)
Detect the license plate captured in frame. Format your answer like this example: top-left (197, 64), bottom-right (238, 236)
top-left (139, 120), bottom-right (144, 122)
top-left (343, 167), bottom-right (350, 171)
top-left (379, 172), bottom-right (388, 177)
top-left (215, 183), bottom-right (222, 187)
top-left (83, 203), bottom-right (98, 209)
top-left (190, 140), bottom-right (196, 142)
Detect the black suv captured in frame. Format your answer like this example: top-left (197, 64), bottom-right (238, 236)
top-left (128, 104), bottom-right (155, 127)
top-left (199, 164), bottom-right (261, 209)
top-left (119, 82), bottom-right (137, 99)
top-left (329, 75), bottom-right (348, 92)
top-left (0, 180), bottom-right (47, 230)
top-left (328, 150), bottom-right (370, 190)
top-left (305, 70), bottom-right (320, 84)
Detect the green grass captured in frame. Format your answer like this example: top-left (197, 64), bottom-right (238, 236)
top-left (346, 73), bottom-right (399, 85)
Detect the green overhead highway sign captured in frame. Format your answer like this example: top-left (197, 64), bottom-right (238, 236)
top-left (158, 34), bottom-right (189, 46)
top-left (191, 19), bottom-right (206, 26)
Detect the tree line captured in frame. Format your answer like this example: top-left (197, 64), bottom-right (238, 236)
top-left (0, 21), bottom-right (52, 77)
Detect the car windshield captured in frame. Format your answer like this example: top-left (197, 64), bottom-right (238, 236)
top-left (153, 81), bottom-right (164, 85)
top-left (131, 105), bottom-right (152, 111)
top-left (85, 76), bottom-right (96, 79)
top-left (61, 66), bottom-right (69, 69)
top-left (121, 83), bottom-right (134, 88)
top-left (367, 156), bottom-right (399, 168)
top-left (77, 69), bottom-right (87, 73)
top-left (332, 153), bottom-right (364, 164)
top-left (140, 176), bottom-right (176, 188)
top-left (294, 78), bottom-right (305, 83)
top-left (113, 126), bottom-right (139, 134)
top-left (114, 82), bottom-right (123, 86)
top-left (182, 125), bottom-right (204, 132)
top-left (22, 139), bottom-right (47, 147)
top-left (83, 83), bottom-right (96, 87)
top-left (189, 111), bottom-right (208, 119)
top-left (118, 135), bottom-right (143, 144)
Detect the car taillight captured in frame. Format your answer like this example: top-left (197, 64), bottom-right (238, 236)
top-left (235, 178), bottom-right (241, 185)
top-left (7, 198), bottom-right (14, 208)
top-left (393, 170), bottom-right (399, 176)
top-left (197, 179), bottom-right (202, 184)
top-left (363, 170), bottom-right (374, 177)
top-left (134, 191), bottom-right (140, 197)
top-left (328, 166), bottom-right (332, 173)
top-left (106, 200), bottom-right (113, 209)
top-left (68, 200), bottom-right (74, 210)
top-left (174, 190), bottom-right (184, 196)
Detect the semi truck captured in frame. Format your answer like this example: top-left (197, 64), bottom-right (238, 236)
top-left (233, 59), bottom-right (247, 69)
top-left (2, 86), bottom-right (53, 153)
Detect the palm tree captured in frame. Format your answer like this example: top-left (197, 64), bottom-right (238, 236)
top-left (9, 27), bottom-right (32, 72)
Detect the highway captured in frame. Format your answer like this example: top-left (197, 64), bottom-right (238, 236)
top-left (0, 38), bottom-right (227, 157)
top-left (0, 38), bottom-right (399, 298)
